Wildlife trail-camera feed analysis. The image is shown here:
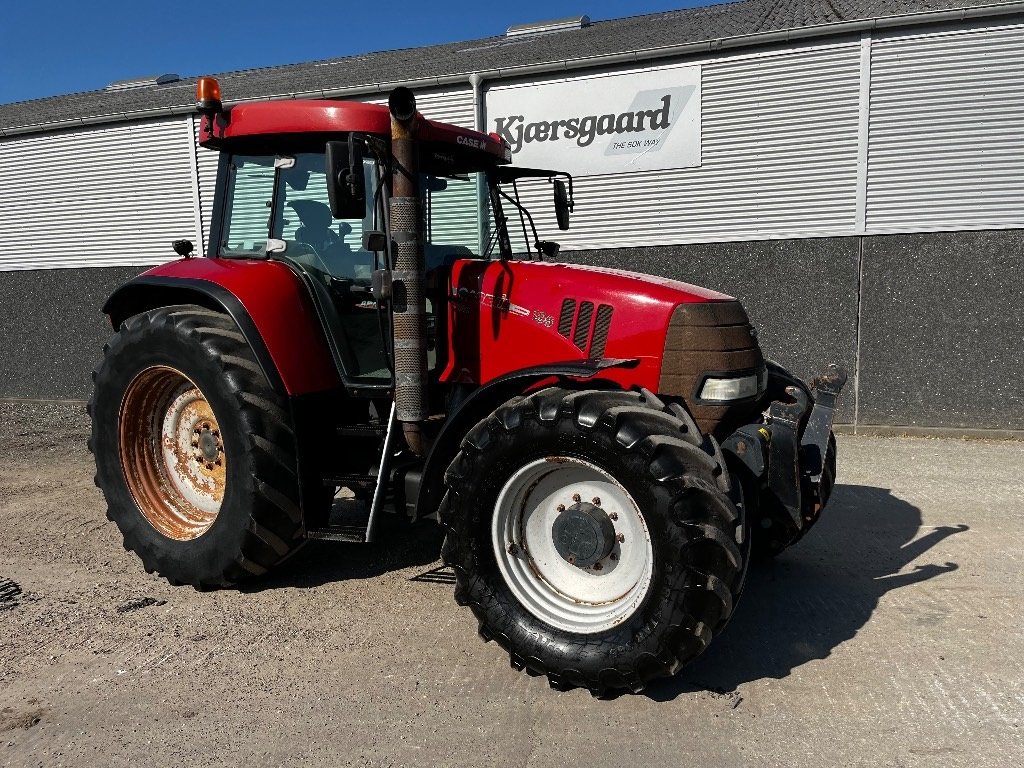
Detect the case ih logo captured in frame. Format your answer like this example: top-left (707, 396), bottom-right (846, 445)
top-left (494, 95), bottom-right (673, 154)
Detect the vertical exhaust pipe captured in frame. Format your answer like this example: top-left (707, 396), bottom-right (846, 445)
top-left (388, 87), bottom-right (429, 456)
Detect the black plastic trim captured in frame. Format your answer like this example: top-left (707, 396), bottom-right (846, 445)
top-left (207, 151), bottom-right (229, 259)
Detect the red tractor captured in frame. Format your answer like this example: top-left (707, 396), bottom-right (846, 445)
top-left (90, 77), bottom-right (845, 696)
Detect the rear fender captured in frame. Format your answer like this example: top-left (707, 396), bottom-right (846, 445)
top-left (102, 259), bottom-right (341, 397)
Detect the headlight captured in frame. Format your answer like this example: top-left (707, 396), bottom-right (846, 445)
top-left (699, 372), bottom-right (760, 403)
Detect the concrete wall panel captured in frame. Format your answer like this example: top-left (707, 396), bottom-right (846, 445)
top-left (0, 267), bottom-right (139, 400)
top-left (857, 230), bottom-right (1024, 429)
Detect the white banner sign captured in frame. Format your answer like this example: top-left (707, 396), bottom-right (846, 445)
top-left (485, 65), bottom-right (701, 177)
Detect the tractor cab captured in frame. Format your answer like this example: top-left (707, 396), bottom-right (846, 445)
top-left (197, 81), bottom-right (573, 389)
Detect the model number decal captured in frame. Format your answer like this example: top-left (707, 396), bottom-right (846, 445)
top-left (532, 310), bottom-right (554, 328)
top-left (452, 288), bottom-right (556, 328)
top-left (452, 288), bottom-right (529, 317)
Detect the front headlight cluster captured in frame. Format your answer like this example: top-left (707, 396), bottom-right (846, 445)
top-left (698, 368), bottom-right (767, 403)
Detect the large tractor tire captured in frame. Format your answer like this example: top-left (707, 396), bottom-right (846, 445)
top-left (89, 305), bottom-right (307, 589)
top-left (441, 387), bottom-right (747, 696)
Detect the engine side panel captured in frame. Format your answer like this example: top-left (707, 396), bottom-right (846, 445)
top-left (106, 258), bottom-right (341, 396)
top-left (442, 259), bottom-right (732, 390)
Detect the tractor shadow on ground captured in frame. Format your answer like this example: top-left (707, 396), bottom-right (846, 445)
top-left (241, 498), bottom-right (446, 591)
top-left (644, 484), bottom-right (968, 702)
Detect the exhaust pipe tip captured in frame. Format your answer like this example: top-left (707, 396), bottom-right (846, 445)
top-left (388, 86), bottom-right (417, 123)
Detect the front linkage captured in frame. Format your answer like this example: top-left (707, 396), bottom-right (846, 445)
top-left (724, 366), bottom-right (848, 556)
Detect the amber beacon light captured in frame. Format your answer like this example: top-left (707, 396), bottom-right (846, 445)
top-left (195, 76), bottom-right (222, 116)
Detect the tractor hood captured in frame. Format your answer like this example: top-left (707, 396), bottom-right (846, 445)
top-left (441, 259), bottom-right (743, 394)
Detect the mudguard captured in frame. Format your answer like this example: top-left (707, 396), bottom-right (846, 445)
top-left (102, 258), bottom-right (341, 397)
top-left (413, 359), bottom-right (637, 521)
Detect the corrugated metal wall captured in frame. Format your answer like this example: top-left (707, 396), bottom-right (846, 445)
top-left (0, 117), bottom-right (198, 270)
top-left (3, 23), bottom-right (1024, 272)
top-left (490, 41), bottom-right (863, 252)
top-left (866, 22), bottom-right (1024, 233)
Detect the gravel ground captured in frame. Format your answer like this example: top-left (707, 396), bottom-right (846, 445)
top-left (1, 400), bottom-right (1021, 767)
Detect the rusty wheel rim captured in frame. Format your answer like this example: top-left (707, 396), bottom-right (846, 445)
top-left (119, 366), bottom-right (227, 541)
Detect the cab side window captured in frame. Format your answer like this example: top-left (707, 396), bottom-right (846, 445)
top-left (220, 156), bottom-right (276, 256)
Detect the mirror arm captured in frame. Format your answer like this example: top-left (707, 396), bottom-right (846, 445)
top-left (497, 185), bottom-right (543, 260)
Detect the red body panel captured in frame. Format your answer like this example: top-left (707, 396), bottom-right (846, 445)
top-left (442, 260), bottom-right (732, 389)
top-left (140, 258), bottom-right (341, 396)
top-left (200, 100), bottom-right (510, 164)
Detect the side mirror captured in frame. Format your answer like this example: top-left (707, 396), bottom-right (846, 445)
top-left (553, 179), bottom-right (571, 231)
top-left (171, 239), bottom-right (194, 258)
top-left (362, 230), bottom-right (388, 252)
top-left (325, 139), bottom-right (366, 219)
top-left (537, 240), bottom-right (561, 259)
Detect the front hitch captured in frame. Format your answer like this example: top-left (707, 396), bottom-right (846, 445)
top-left (723, 365), bottom-right (848, 547)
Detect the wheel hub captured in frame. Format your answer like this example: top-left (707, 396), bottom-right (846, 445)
top-left (552, 501), bottom-right (616, 568)
top-left (197, 427), bottom-right (221, 463)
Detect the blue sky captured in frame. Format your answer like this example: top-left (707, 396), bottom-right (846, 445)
top-left (0, 1), bottom-right (717, 105)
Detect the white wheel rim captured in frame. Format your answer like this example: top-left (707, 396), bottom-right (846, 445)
top-left (159, 383), bottom-right (225, 518)
top-left (491, 457), bottom-right (654, 634)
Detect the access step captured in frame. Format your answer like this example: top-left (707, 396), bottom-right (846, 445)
top-left (322, 473), bottom-right (378, 490)
top-left (336, 424), bottom-right (387, 438)
top-left (306, 525), bottom-right (367, 543)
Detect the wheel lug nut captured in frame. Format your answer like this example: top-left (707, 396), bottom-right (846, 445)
top-left (616, 533), bottom-right (625, 543)
top-left (567, 555), bottom-right (576, 566)
top-left (572, 493), bottom-right (581, 503)
top-left (609, 512), bottom-right (619, 521)
top-left (592, 562), bottom-right (603, 571)
top-left (610, 553), bottom-right (618, 561)
top-left (592, 496), bottom-right (601, 506)
top-left (556, 504), bottom-right (565, 513)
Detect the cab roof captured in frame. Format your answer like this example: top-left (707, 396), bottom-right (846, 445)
top-left (199, 99), bottom-right (511, 171)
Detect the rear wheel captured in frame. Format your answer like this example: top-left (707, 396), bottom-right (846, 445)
top-left (442, 387), bottom-right (747, 696)
top-left (90, 305), bottom-right (310, 588)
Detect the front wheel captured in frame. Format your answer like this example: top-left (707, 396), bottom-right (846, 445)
top-left (441, 387), bottom-right (747, 696)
